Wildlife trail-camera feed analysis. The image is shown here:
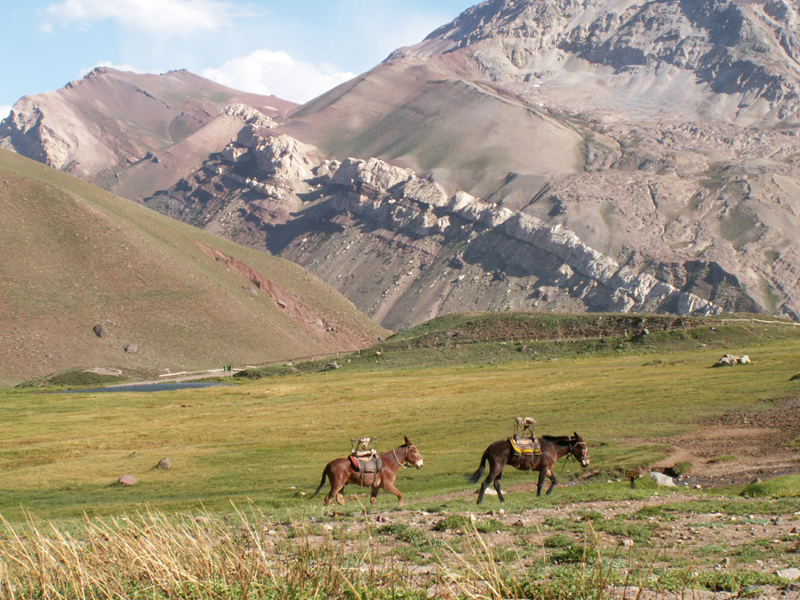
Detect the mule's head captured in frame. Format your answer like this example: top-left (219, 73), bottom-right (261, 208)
top-left (404, 436), bottom-right (424, 469)
top-left (571, 432), bottom-right (590, 468)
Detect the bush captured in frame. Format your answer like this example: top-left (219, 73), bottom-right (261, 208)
top-left (544, 533), bottom-right (573, 548)
top-left (549, 544), bottom-right (599, 564)
top-left (378, 523), bottom-right (429, 547)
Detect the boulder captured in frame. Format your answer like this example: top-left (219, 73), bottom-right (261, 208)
top-left (777, 568), bottom-right (800, 581)
top-left (155, 458), bottom-right (171, 470)
top-left (118, 474), bottom-right (138, 486)
top-left (649, 472), bottom-right (676, 487)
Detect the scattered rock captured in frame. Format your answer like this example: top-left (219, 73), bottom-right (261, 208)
top-left (154, 458), bottom-right (171, 470)
top-left (713, 354), bottom-right (752, 367)
top-left (777, 568), bottom-right (800, 581)
top-left (93, 324), bottom-right (107, 338)
top-left (124, 344), bottom-right (140, 354)
top-left (324, 361), bottom-right (340, 371)
top-left (790, 374), bottom-right (800, 381)
top-left (649, 472), bottom-right (676, 487)
top-left (118, 475), bottom-right (138, 486)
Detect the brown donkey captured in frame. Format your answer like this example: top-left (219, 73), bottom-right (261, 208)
top-left (468, 433), bottom-right (589, 504)
top-left (311, 436), bottom-right (424, 506)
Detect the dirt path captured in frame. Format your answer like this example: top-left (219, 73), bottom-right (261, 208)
top-left (642, 397), bottom-right (800, 487)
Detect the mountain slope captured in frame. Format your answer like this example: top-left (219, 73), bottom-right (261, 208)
top-left (0, 68), bottom-right (297, 199)
top-left (140, 0), bottom-right (800, 327)
top-left (3, 1), bottom-right (800, 329)
top-left (0, 149), bottom-right (387, 387)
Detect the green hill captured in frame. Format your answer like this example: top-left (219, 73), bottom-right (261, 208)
top-left (0, 149), bottom-right (388, 387)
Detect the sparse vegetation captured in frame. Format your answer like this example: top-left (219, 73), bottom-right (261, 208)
top-left (1, 312), bottom-right (800, 598)
top-left (709, 454), bottom-right (738, 463)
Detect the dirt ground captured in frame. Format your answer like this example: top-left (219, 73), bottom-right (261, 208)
top-left (649, 396), bottom-right (800, 487)
top-left (323, 399), bottom-right (800, 599)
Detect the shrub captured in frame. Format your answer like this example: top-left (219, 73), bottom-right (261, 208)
top-left (549, 544), bottom-right (599, 564)
top-left (544, 533), bottom-right (573, 548)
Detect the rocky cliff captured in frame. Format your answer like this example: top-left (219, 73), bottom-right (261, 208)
top-left (146, 0), bottom-right (800, 329)
top-left (0, 68), bottom-right (297, 200)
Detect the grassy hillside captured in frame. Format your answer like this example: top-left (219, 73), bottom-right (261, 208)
top-left (0, 149), bottom-right (388, 387)
top-left (1, 314), bottom-right (798, 520)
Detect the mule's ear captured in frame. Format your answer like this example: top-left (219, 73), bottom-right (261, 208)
top-left (574, 432), bottom-right (581, 440)
top-left (404, 436), bottom-right (412, 446)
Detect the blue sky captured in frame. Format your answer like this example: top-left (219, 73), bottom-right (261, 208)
top-left (0, 0), bottom-right (476, 119)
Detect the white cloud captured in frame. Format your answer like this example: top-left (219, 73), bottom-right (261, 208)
top-left (202, 50), bottom-right (355, 104)
top-left (0, 105), bottom-right (12, 120)
top-left (42, 0), bottom-right (258, 35)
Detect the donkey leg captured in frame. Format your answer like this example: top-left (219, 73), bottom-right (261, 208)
top-left (477, 475), bottom-right (493, 505)
top-left (536, 469), bottom-right (547, 496)
top-left (383, 481), bottom-right (404, 506)
top-left (546, 469), bottom-right (558, 495)
top-left (330, 479), bottom-right (347, 505)
top-left (335, 484), bottom-right (347, 505)
top-left (493, 474), bottom-right (505, 502)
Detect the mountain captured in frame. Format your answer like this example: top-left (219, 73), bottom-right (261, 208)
top-left (0, 68), bottom-right (297, 201)
top-left (0, 149), bottom-right (387, 387)
top-left (3, 0), bottom-right (800, 330)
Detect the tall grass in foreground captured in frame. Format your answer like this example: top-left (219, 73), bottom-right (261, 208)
top-left (0, 506), bottom-right (425, 600)
top-left (1, 506), bottom-right (786, 600)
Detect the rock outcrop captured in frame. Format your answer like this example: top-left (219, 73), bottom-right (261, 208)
top-left (147, 123), bottom-right (750, 330)
top-left (4, 1), bottom-right (800, 330)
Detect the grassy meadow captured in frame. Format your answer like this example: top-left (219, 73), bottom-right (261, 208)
top-left (2, 318), bottom-right (800, 519)
top-left (2, 316), bottom-right (800, 598)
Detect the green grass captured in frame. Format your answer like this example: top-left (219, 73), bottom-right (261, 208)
top-left (741, 475), bottom-right (800, 498)
top-left (1, 328), bottom-right (799, 521)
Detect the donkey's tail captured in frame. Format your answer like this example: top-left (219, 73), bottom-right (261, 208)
top-left (466, 449), bottom-right (489, 484)
top-left (309, 465), bottom-right (328, 498)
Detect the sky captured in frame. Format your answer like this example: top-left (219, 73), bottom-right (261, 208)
top-left (0, 0), bottom-right (476, 119)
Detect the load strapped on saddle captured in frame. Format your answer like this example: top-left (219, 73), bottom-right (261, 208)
top-left (509, 417), bottom-right (541, 466)
top-left (349, 436), bottom-right (382, 477)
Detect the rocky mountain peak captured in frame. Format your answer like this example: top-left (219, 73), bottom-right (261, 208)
top-left (400, 0), bottom-right (800, 122)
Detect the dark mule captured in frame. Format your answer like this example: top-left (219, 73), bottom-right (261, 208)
top-left (468, 433), bottom-right (589, 504)
top-left (311, 436), bottom-right (424, 506)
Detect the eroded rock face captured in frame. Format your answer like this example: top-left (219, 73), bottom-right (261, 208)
top-left (146, 122), bottom-right (776, 331)
top-left (0, 98), bottom-right (75, 169)
top-left (411, 0), bottom-right (800, 122)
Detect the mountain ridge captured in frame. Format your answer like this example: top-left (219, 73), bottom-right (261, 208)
top-left (2, 0), bottom-right (800, 330)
